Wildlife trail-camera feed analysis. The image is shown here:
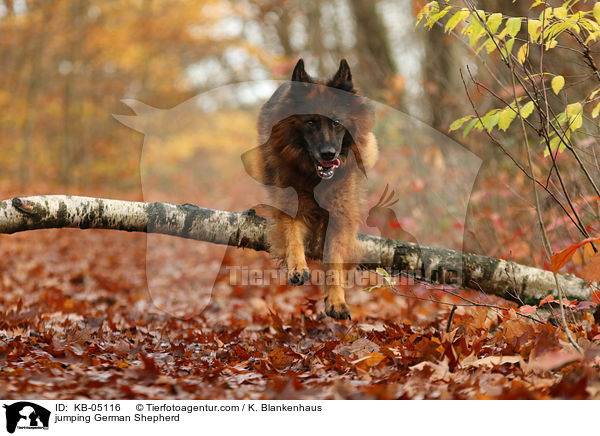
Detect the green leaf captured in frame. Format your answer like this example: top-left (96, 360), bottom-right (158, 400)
top-left (487, 13), bottom-right (503, 33)
top-left (498, 107), bottom-right (517, 131)
top-left (594, 2), bottom-right (600, 25)
top-left (551, 75), bottom-right (565, 95)
top-left (449, 115), bottom-right (474, 132)
top-left (505, 17), bottom-right (522, 37)
top-left (463, 118), bottom-right (480, 137)
top-left (445, 9), bottom-right (469, 33)
top-left (520, 101), bottom-right (535, 119)
top-left (528, 19), bottom-right (542, 41)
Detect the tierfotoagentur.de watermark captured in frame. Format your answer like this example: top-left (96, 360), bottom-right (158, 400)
top-left (226, 266), bottom-right (462, 288)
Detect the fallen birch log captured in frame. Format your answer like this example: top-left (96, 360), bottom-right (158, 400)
top-left (0, 195), bottom-right (595, 304)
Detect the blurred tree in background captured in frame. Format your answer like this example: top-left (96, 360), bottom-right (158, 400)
top-left (4, 0), bottom-right (600, 269)
top-left (0, 0), bottom-right (455, 191)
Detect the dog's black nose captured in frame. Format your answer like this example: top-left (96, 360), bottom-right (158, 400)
top-left (320, 150), bottom-right (336, 161)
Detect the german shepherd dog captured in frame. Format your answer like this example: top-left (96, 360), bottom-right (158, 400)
top-left (248, 59), bottom-right (378, 320)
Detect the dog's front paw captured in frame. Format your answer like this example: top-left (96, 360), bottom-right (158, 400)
top-left (324, 297), bottom-right (351, 320)
top-left (288, 268), bottom-right (310, 285)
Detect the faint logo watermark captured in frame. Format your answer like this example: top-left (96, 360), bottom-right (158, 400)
top-left (114, 80), bottom-right (481, 318)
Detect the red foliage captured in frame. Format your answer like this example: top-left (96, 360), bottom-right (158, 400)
top-left (0, 202), bottom-right (599, 399)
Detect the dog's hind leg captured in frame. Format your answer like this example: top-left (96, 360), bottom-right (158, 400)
top-left (271, 214), bottom-right (310, 285)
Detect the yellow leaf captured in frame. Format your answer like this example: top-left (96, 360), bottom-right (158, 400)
top-left (586, 31), bottom-right (600, 45)
top-left (415, 1), bottom-right (439, 26)
top-left (551, 75), bottom-right (565, 95)
top-left (594, 2), bottom-right (600, 25)
top-left (484, 36), bottom-right (497, 53)
top-left (544, 136), bottom-right (561, 157)
top-left (539, 7), bottom-right (553, 21)
top-left (505, 17), bottom-right (522, 37)
top-left (426, 5), bottom-right (452, 29)
top-left (566, 102), bottom-right (583, 129)
top-left (554, 6), bottom-right (567, 20)
top-left (467, 13), bottom-right (486, 46)
top-left (505, 37), bottom-right (515, 53)
top-left (416, 1), bottom-right (439, 26)
top-left (445, 9), bottom-right (469, 33)
top-left (520, 101), bottom-right (535, 119)
top-left (449, 115), bottom-right (473, 132)
top-left (487, 13), bottom-right (503, 33)
top-left (498, 107), bottom-right (517, 131)
top-left (528, 19), bottom-right (542, 41)
top-left (592, 102), bottom-right (600, 119)
top-left (517, 43), bottom-right (529, 63)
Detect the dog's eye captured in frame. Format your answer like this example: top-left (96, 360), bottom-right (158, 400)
top-left (304, 119), bottom-right (316, 127)
top-left (332, 119), bottom-right (342, 128)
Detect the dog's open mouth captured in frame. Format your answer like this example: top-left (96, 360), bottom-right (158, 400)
top-left (315, 158), bottom-right (341, 179)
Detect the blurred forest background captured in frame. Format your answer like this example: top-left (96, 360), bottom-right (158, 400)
top-left (3, 0), bottom-right (600, 399)
top-left (1, 0), bottom-right (599, 266)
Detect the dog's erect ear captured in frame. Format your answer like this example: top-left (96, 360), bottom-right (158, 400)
top-left (291, 59), bottom-right (311, 82)
top-left (328, 59), bottom-right (354, 91)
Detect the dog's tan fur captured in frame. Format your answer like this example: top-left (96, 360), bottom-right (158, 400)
top-left (251, 59), bottom-right (378, 319)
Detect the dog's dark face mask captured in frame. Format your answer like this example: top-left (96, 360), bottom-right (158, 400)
top-left (290, 59), bottom-right (355, 180)
top-left (296, 114), bottom-right (345, 179)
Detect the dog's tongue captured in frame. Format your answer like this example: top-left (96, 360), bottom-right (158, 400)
top-left (321, 158), bottom-right (340, 168)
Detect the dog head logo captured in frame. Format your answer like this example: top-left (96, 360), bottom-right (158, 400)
top-left (3, 402), bottom-right (50, 433)
top-left (114, 63), bottom-right (482, 318)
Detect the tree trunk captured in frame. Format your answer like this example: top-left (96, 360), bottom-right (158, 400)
top-left (0, 195), bottom-right (595, 305)
top-left (347, 0), bottom-right (398, 102)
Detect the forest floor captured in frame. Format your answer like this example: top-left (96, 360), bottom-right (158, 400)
top-left (1, 188), bottom-right (600, 399)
